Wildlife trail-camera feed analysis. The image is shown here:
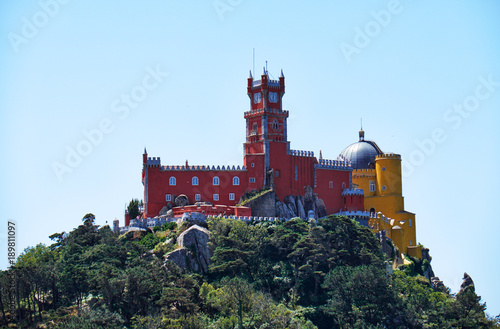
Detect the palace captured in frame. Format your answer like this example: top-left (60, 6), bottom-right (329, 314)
top-left (137, 68), bottom-right (421, 258)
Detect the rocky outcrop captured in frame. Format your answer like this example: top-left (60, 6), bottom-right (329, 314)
top-left (159, 206), bottom-right (169, 216)
top-left (275, 186), bottom-right (327, 220)
top-left (175, 212), bottom-right (206, 227)
top-left (460, 272), bottom-right (475, 293)
top-left (164, 225), bottom-right (211, 273)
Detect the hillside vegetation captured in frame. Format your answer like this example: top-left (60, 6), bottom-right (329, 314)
top-left (1, 213), bottom-right (498, 328)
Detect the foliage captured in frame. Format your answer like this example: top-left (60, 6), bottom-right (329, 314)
top-left (1, 213), bottom-right (498, 329)
top-left (236, 188), bottom-right (272, 206)
top-left (127, 198), bottom-right (143, 220)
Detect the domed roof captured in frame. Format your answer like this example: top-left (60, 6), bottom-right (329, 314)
top-left (338, 130), bottom-right (383, 169)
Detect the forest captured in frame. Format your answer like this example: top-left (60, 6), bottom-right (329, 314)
top-left (0, 213), bottom-right (498, 328)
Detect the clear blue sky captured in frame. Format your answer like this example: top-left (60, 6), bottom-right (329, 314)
top-left (1, 0), bottom-right (499, 316)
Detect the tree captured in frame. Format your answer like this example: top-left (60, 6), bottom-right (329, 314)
top-left (127, 199), bottom-right (142, 220)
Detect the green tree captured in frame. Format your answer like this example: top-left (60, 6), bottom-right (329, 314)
top-left (128, 199), bottom-right (142, 220)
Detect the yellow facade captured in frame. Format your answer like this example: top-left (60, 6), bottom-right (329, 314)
top-left (353, 153), bottom-right (421, 258)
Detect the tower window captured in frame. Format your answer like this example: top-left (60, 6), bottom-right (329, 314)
top-left (169, 177), bottom-right (176, 186)
top-left (275, 170), bottom-right (279, 177)
top-left (342, 182), bottom-right (346, 189)
top-left (213, 176), bottom-right (220, 186)
top-left (382, 185), bottom-right (387, 191)
top-left (229, 193), bottom-right (235, 201)
top-left (382, 167), bottom-right (386, 171)
top-left (213, 194), bottom-right (219, 201)
top-left (251, 163), bottom-right (255, 167)
top-left (329, 181), bottom-right (333, 188)
top-left (166, 194), bottom-right (171, 201)
top-left (233, 176), bottom-right (240, 186)
top-left (409, 219), bottom-right (412, 227)
top-left (369, 181), bottom-right (376, 192)
top-left (249, 177), bottom-right (256, 183)
top-left (252, 123), bottom-right (258, 132)
top-left (195, 194), bottom-right (201, 201)
top-left (272, 119), bottom-right (279, 130)
top-left (410, 240), bottom-right (413, 246)
top-left (295, 165), bottom-right (298, 181)
top-left (192, 176), bottom-right (199, 186)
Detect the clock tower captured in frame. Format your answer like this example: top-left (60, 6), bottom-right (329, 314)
top-left (244, 68), bottom-right (288, 189)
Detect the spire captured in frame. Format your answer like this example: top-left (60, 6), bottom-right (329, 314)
top-left (263, 66), bottom-right (267, 75)
top-left (249, 70), bottom-right (253, 79)
top-left (144, 147), bottom-right (147, 154)
top-left (359, 119), bottom-right (365, 142)
top-left (319, 150), bottom-right (323, 161)
top-left (280, 69), bottom-right (284, 78)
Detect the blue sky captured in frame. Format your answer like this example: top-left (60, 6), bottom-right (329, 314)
top-left (1, 0), bottom-right (499, 316)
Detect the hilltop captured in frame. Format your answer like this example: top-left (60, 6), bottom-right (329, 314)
top-left (1, 213), bottom-right (498, 328)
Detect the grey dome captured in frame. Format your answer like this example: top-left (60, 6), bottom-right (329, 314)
top-left (338, 130), bottom-right (383, 169)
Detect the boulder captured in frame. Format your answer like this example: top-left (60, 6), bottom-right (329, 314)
top-left (159, 206), bottom-right (169, 216)
top-left (164, 248), bottom-right (187, 270)
top-left (165, 225), bottom-right (211, 273)
top-left (314, 197), bottom-right (327, 218)
top-left (175, 194), bottom-right (190, 207)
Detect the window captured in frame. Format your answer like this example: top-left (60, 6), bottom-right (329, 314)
top-left (382, 185), bottom-right (387, 191)
top-left (251, 163), bottom-right (255, 167)
top-left (195, 194), bottom-right (201, 201)
top-left (169, 177), bottom-right (176, 186)
top-left (229, 193), bottom-right (235, 201)
top-left (213, 194), bottom-right (219, 201)
top-left (213, 176), bottom-right (219, 186)
top-left (342, 182), bottom-right (346, 189)
top-left (249, 177), bottom-right (256, 183)
top-left (166, 194), bottom-right (171, 201)
top-left (382, 167), bottom-right (386, 171)
top-left (329, 181), bottom-right (333, 188)
top-left (409, 219), bottom-right (412, 227)
top-left (233, 176), bottom-right (240, 185)
top-left (252, 123), bottom-right (258, 132)
top-left (295, 165), bottom-right (298, 181)
top-left (272, 119), bottom-right (279, 130)
top-left (275, 170), bottom-right (279, 177)
top-left (410, 240), bottom-right (413, 246)
top-left (192, 176), bottom-right (199, 186)
top-left (369, 181), bottom-right (376, 192)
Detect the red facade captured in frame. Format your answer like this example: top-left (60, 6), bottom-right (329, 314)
top-left (142, 70), bottom-right (363, 218)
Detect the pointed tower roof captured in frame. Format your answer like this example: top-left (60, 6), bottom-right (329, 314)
top-left (144, 147), bottom-right (147, 154)
top-left (280, 69), bottom-right (284, 78)
top-left (249, 70), bottom-right (253, 79)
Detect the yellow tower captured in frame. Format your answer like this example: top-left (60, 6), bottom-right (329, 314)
top-left (339, 129), bottom-right (421, 258)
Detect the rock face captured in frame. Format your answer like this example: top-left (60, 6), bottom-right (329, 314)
top-left (164, 225), bottom-right (211, 273)
top-left (244, 190), bottom-right (276, 217)
top-left (159, 206), bottom-right (169, 216)
top-left (274, 186), bottom-right (328, 220)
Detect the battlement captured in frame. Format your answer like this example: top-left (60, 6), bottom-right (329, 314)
top-left (341, 188), bottom-right (364, 196)
top-left (352, 168), bottom-right (376, 173)
top-left (160, 164), bottom-right (246, 171)
top-left (289, 149), bottom-right (314, 157)
top-left (251, 79), bottom-right (281, 88)
top-left (336, 210), bottom-right (371, 217)
top-left (244, 108), bottom-right (289, 118)
top-left (147, 157), bottom-right (161, 166)
top-left (376, 153), bottom-right (401, 160)
top-left (315, 158), bottom-right (352, 171)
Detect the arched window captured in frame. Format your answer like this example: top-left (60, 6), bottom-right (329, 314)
top-left (233, 176), bottom-right (239, 186)
top-left (213, 176), bottom-right (219, 186)
top-left (252, 123), bottom-right (258, 131)
top-left (192, 176), bottom-right (199, 186)
top-left (169, 177), bottom-right (176, 186)
top-left (329, 181), bottom-right (333, 188)
top-left (272, 119), bottom-right (279, 130)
